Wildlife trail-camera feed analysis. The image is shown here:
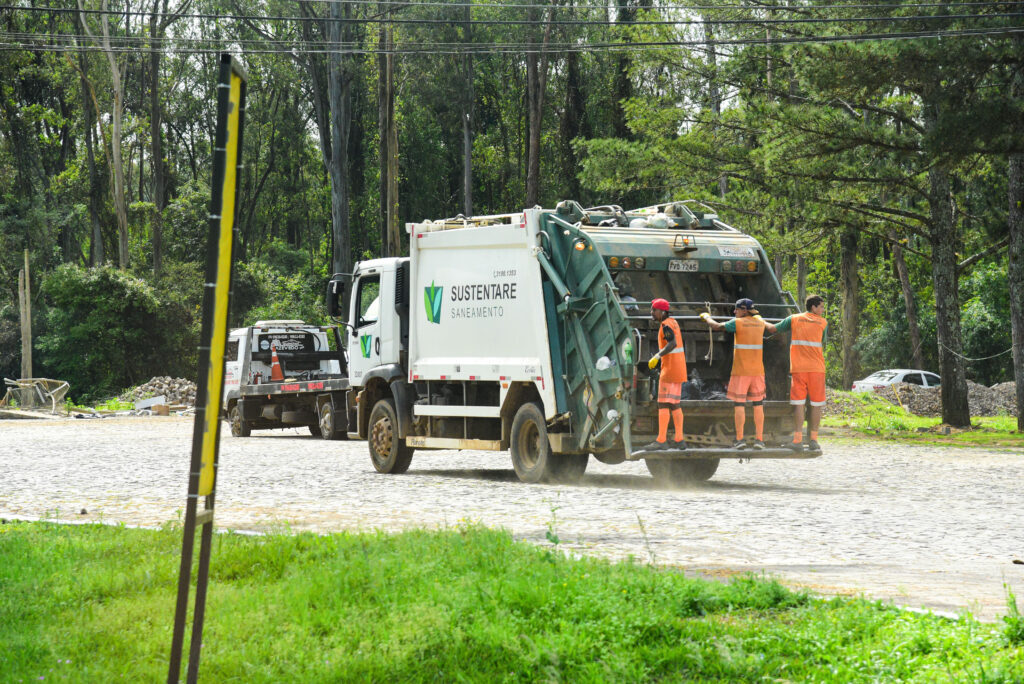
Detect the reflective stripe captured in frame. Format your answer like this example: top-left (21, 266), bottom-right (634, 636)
top-left (666, 348), bottom-right (685, 355)
top-left (734, 343), bottom-right (762, 349)
top-left (791, 340), bottom-right (822, 347)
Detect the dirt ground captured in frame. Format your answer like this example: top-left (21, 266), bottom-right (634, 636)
top-left (1, 416), bottom-right (1022, 622)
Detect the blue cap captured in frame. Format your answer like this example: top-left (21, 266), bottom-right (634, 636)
top-left (735, 298), bottom-right (755, 310)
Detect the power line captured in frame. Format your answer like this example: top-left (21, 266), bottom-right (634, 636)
top-left (152, 0), bottom-right (1024, 10)
top-left (2, 23), bottom-right (1021, 54)
top-left (7, 3), bottom-right (1024, 27)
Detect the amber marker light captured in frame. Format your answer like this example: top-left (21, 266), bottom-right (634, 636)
top-left (609, 256), bottom-right (619, 267)
top-left (574, 240), bottom-right (586, 251)
top-left (747, 260), bottom-right (757, 272)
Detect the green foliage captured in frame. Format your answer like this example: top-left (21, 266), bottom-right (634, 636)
top-left (35, 264), bottom-right (201, 402)
top-left (1004, 586), bottom-right (1024, 647)
top-left (960, 264), bottom-right (1013, 384)
top-left (236, 251), bottom-right (328, 327)
top-left (822, 390), bottom-right (1023, 447)
top-left (2, 521), bottom-right (1022, 682)
top-left (163, 179), bottom-right (211, 264)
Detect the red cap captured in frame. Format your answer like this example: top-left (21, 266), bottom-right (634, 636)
top-left (651, 298), bottom-right (670, 311)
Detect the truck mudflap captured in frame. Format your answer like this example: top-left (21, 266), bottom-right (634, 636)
top-left (536, 211), bottom-right (636, 455)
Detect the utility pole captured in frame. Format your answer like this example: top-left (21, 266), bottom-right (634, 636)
top-left (19, 248), bottom-right (32, 380)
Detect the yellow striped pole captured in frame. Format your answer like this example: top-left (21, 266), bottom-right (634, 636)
top-left (169, 53), bottom-right (247, 684)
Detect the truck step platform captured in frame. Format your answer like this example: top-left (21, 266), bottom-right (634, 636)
top-left (629, 446), bottom-right (820, 460)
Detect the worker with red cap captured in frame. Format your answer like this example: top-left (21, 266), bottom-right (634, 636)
top-left (638, 298), bottom-right (687, 452)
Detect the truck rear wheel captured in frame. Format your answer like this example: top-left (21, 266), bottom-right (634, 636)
top-left (229, 405), bottom-right (250, 438)
top-left (645, 458), bottom-right (719, 485)
top-left (548, 453), bottom-right (589, 484)
top-left (510, 402), bottom-right (557, 483)
top-left (369, 398), bottom-right (413, 473)
top-left (318, 403), bottom-right (345, 440)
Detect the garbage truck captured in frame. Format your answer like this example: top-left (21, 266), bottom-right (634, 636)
top-left (322, 200), bottom-right (819, 485)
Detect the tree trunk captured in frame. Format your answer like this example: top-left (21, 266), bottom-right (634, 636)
top-left (559, 35), bottom-right (584, 202)
top-left (703, 17), bottom-right (727, 198)
top-left (840, 227), bottom-right (860, 390)
top-left (1009, 36), bottom-right (1024, 431)
top-left (890, 230), bottom-right (924, 370)
top-left (611, 0), bottom-right (634, 141)
top-left (79, 0), bottom-right (129, 268)
top-left (80, 59), bottom-right (105, 266)
top-left (796, 255), bottom-right (807, 310)
top-left (461, 1), bottom-right (474, 216)
top-left (328, 0), bottom-right (352, 275)
top-left (928, 164), bottom-right (971, 426)
top-left (524, 6), bottom-right (554, 208)
top-left (149, 0), bottom-right (168, 276)
top-left (525, 50), bottom-right (541, 207)
top-left (19, 250), bottom-right (32, 381)
top-left (385, 47), bottom-right (400, 258)
top-left (377, 22), bottom-right (390, 252)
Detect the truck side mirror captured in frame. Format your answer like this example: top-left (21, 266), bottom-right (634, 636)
top-left (326, 276), bottom-right (346, 317)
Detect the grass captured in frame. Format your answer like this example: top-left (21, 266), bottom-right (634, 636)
top-left (2, 521), bottom-right (1023, 682)
top-left (822, 391), bottom-right (1023, 448)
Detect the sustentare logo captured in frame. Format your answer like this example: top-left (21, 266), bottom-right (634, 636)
top-left (360, 334), bottom-right (372, 358)
top-left (425, 281), bottom-right (443, 324)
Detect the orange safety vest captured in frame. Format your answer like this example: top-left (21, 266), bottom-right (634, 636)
top-left (658, 316), bottom-right (688, 383)
top-left (731, 316), bottom-right (766, 377)
top-left (790, 312), bottom-right (827, 373)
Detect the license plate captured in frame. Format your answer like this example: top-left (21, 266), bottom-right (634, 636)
top-left (717, 245), bottom-right (756, 258)
top-left (668, 259), bottom-right (699, 272)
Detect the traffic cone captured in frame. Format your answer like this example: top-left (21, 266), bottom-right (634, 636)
top-left (269, 343), bottom-right (285, 382)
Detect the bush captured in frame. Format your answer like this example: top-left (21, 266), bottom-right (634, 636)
top-left (36, 264), bottom-right (198, 402)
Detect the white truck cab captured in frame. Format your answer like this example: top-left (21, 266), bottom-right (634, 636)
top-left (346, 258), bottom-right (408, 388)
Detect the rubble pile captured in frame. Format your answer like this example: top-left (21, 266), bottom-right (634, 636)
top-left (873, 381), bottom-right (1018, 418)
top-left (123, 377), bottom-right (197, 407)
top-left (822, 388), bottom-right (865, 417)
top-left (990, 382), bottom-right (1020, 417)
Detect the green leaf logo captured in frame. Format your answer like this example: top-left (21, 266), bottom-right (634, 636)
top-left (424, 281), bottom-right (443, 324)
top-left (360, 334), bottom-right (372, 358)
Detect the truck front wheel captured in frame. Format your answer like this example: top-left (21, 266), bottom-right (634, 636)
top-left (369, 398), bottom-right (414, 473)
top-left (229, 405), bottom-right (250, 438)
top-left (645, 458), bottom-right (719, 485)
top-left (510, 402), bottom-right (557, 483)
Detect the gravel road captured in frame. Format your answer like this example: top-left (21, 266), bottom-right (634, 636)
top-left (2, 416), bottom-right (1022, 622)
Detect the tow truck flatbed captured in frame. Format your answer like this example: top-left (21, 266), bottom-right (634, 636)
top-left (239, 377), bottom-right (350, 397)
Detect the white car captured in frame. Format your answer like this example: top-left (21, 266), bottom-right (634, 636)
top-left (851, 369), bottom-right (941, 392)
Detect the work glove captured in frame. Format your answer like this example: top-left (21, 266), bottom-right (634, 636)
top-left (648, 356), bottom-right (659, 370)
top-left (753, 314), bottom-right (763, 320)
top-left (699, 312), bottom-right (712, 322)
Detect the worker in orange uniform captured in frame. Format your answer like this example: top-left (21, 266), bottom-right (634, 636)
top-left (774, 295), bottom-right (828, 452)
top-left (638, 298), bottom-right (687, 452)
top-left (700, 298), bottom-right (777, 450)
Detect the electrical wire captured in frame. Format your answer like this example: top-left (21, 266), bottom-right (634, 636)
top-left (5, 3), bottom-right (1023, 27)
top-left (74, 0), bottom-right (1024, 10)
top-left (3, 25), bottom-right (1021, 55)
